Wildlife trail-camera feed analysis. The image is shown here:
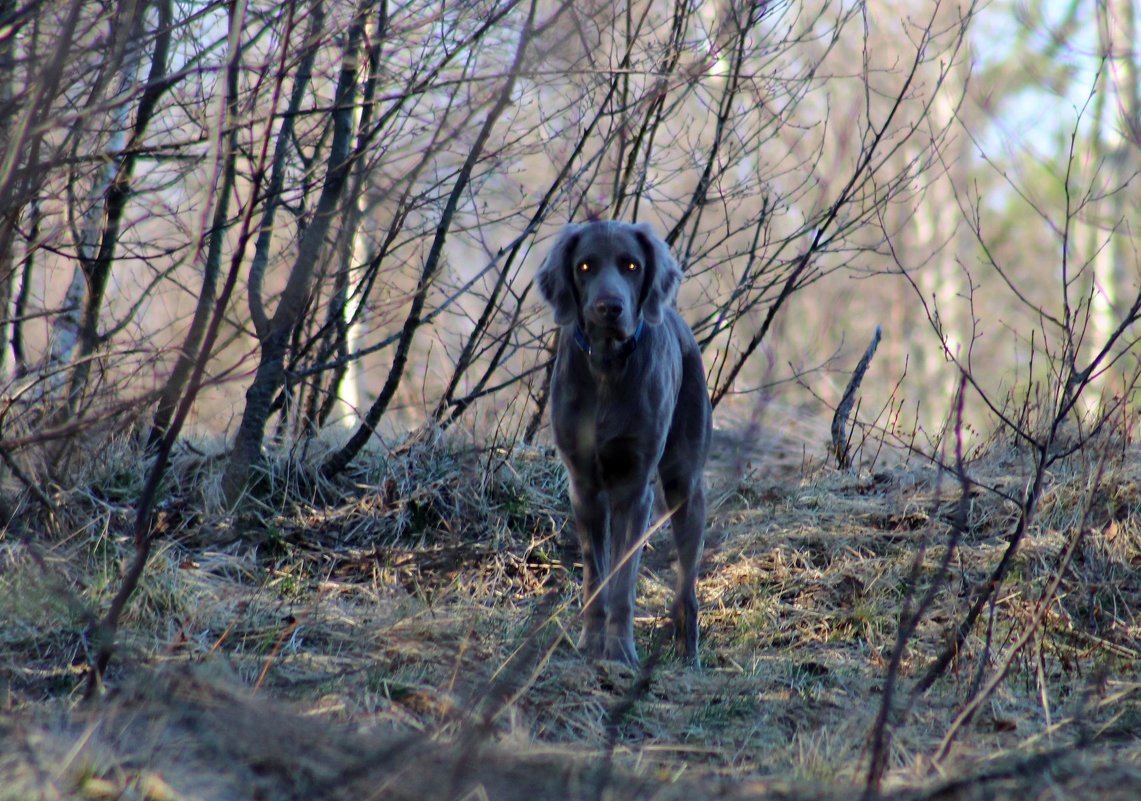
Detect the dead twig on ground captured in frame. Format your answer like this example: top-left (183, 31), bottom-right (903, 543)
top-left (833, 326), bottom-right (882, 469)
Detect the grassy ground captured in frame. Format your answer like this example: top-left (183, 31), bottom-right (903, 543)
top-left (1, 424), bottom-right (1139, 800)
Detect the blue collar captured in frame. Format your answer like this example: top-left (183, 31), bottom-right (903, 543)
top-left (573, 318), bottom-right (645, 361)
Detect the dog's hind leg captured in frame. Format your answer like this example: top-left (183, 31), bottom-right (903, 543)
top-left (661, 476), bottom-right (705, 667)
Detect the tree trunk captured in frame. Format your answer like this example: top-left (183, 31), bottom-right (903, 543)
top-left (222, 3), bottom-right (367, 505)
top-left (1089, 0), bottom-right (1137, 401)
top-left (64, 1), bottom-right (168, 409)
top-left (321, 0), bottom-right (536, 479)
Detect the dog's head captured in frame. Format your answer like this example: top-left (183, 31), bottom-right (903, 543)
top-left (537, 221), bottom-right (681, 339)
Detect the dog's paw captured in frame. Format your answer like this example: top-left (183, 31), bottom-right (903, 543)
top-left (578, 628), bottom-right (605, 659)
top-left (602, 635), bottom-right (639, 666)
top-left (671, 599), bottom-right (701, 668)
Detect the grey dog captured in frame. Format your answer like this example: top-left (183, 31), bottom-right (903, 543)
top-left (537, 220), bottom-right (712, 665)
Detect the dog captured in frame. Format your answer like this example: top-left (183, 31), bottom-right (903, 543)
top-left (537, 220), bottom-right (712, 665)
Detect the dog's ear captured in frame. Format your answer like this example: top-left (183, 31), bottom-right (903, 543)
top-left (537, 224), bottom-right (583, 326)
top-left (633, 223), bottom-right (681, 325)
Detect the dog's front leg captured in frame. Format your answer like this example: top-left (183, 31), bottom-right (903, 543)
top-left (603, 483), bottom-right (653, 665)
top-left (570, 482), bottom-right (609, 658)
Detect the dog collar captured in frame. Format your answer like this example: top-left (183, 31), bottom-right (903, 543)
top-left (573, 318), bottom-right (645, 360)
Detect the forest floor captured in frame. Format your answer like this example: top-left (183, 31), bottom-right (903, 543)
top-left (1, 418), bottom-right (1139, 800)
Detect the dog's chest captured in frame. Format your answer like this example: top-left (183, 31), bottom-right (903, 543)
top-left (551, 360), bottom-right (674, 484)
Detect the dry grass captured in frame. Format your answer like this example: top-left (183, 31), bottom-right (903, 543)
top-left (1, 426), bottom-right (1139, 800)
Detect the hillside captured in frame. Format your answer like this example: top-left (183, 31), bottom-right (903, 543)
top-left (2, 427), bottom-right (1138, 800)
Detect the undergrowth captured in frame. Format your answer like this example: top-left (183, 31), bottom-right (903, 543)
top-left (0, 426), bottom-right (1138, 800)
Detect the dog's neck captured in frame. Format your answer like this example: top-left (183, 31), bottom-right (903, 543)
top-left (573, 319), bottom-right (645, 367)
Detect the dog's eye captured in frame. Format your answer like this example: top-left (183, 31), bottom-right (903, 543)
top-left (627, 261), bottom-right (639, 272)
top-left (578, 262), bottom-right (590, 272)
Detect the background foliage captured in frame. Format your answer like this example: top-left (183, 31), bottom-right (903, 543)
top-left (0, 1), bottom-right (1139, 798)
top-left (2, 0), bottom-right (1135, 481)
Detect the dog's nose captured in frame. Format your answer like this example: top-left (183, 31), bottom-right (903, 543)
top-left (593, 297), bottom-right (624, 321)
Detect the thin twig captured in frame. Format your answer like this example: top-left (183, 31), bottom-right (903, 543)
top-left (864, 373), bottom-right (970, 798)
top-left (933, 455), bottom-right (1106, 764)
